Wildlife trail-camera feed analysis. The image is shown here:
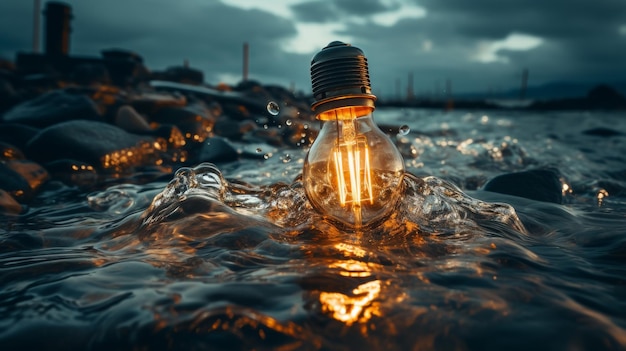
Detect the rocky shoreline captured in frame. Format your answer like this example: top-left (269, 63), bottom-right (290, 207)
top-left (0, 48), bottom-right (614, 216)
top-left (0, 51), bottom-right (318, 214)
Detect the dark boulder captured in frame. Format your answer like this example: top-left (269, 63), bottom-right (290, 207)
top-left (71, 63), bottom-right (111, 86)
top-left (0, 160), bottom-right (49, 201)
top-left (587, 85), bottom-right (626, 109)
top-left (483, 168), bottom-right (563, 204)
top-left (0, 141), bottom-right (25, 160)
top-left (582, 127), bottom-right (623, 137)
top-left (26, 120), bottom-right (154, 170)
top-left (198, 137), bottom-right (239, 164)
top-left (1, 89), bottom-right (102, 128)
top-left (0, 123), bottom-right (41, 150)
top-left (45, 159), bottom-right (98, 187)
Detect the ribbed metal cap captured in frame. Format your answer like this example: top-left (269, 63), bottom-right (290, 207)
top-left (310, 41), bottom-right (376, 116)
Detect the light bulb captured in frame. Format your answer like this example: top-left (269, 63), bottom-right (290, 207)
top-left (303, 41), bottom-right (405, 227)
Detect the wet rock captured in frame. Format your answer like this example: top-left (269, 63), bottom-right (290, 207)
top-left (45, 159), bottom-right (98, 187)
top-left (244, 127), bottom-right (285, 147)
top-left (1, 90), bottom-right (102, 128)
top-left (26, 120), bottom-right (154, 170)
top-left (587, 85), bottom-right (626, 109)
top-left (213, 118), bottom-right (245, 140)
top-left (115, 105), bottom-right (153, 133)
top-left (150, 81), bottom-right (268, 116)
top-left (151, 103), bottom-right (217, 142)
top-left (0, 77), bottom-right (17, 113)
top-left (582, 127), bottom-right (623, 137)
top-left (0, 123), bottom-right (41, 150)
top-left (153, 65), bottom-right (204, 85)
top-left (0, 141), bottom-right (25, 161)
top-left (0, 189), bottom-right (22, 215)
top-left (71, 63), bottom-right (111, 86)
top-left (129, 91), bottom-right (187, 115)
top-left (0, 159), bottom-right (49, 201)
top-left (101, 48), bottom-right (149, 85)
top-left (483, 168), bottom-right (563, 204)
top-left (198, 137), bottom-right (238, 163)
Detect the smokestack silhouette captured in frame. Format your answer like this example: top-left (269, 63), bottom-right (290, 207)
top-left (44, 2), bottom-right (72, 56)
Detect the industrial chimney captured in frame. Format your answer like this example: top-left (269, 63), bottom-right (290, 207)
top-left (44, 2), bottom-right (72, 56)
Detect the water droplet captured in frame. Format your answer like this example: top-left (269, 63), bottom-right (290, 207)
top-left (266, 101), bottom-right (280, 116)
top-left (282, 154), bottom-right (292, 163)
top-left (285, 119), bottom-right (293, 126)
top-left (256, 148), bottom-right (262, 153)
top-left (399, 125), bottom-right (410, 135)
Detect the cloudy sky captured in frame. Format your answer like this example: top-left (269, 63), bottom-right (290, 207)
top-left (1, 0), bottom-right (625, 97)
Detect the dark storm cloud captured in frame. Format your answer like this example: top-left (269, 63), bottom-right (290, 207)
top-left (0, 0), bottom-right (310, 89)
top-left (331, 0), bottom-right (395, 16)
top-left (417, 0), bottom-right (626, 40)
top-left (290, 1), bottom-right (338, 23)
top-left (1, 0), bottom-right (624, 95)
top-left (291, 0), bottom-right (397, 23)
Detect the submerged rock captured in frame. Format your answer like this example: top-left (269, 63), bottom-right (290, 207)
top-left (0, 189), bottom-right (22, 214)
top-left (0, 141), bottom-right (25, 160)
top-left (483, 168), bottom-right (563, 204)
top-left (25, 120), bottom-right (155, 171)
top-left (45, 159), bottom-right (98, 187)
top-left (1, 90), bottom-right (102, 128)
top-left (582, 127), bottom-right (624, 137)
top-left (0, 159), bottom-right (48, 201)
top-left (115, 105), bottom-right (153, 133)
top-left (0, 123), bottom-right (40, 150)
top-left (198, 137), bottom-right (238, 163)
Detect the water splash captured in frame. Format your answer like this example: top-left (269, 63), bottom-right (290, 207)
top-left (141, 163), bottom-right (525, 236)
top-left (266, 101), bottom-right (280, 116)
top-left (398, 125), bottom-right (410, 135)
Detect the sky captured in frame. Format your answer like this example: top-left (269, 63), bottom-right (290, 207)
top-left (0, 0), bottom-right (625, 98)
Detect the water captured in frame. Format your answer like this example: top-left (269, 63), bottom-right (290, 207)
top-left (1, 108), bottom-right (626, 350)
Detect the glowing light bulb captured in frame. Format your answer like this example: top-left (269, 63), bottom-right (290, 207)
top-left (303, 41), bottom-right (405, 227)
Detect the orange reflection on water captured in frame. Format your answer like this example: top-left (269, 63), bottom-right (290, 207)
top-left (319, 279), bottom-right (382, 326)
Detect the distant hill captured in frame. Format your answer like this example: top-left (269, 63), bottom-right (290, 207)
top-left (457, 81), bottom-right (626, 100)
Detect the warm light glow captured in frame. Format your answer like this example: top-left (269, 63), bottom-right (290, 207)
top-left (319, 280), bottom-right (382, 325)
top-left (332, 128), bottom-right (374, 212)
top-left (303, 109), bottom-right (405, 227)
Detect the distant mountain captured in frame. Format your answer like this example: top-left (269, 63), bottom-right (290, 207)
top-left (457, 81), bottom-right (626, 100)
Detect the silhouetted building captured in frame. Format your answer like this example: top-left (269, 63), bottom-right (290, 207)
top-left (44, 2), bottom-right (72, 56)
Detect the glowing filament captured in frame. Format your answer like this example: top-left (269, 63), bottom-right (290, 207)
top-left (331, 119), bottom-right (374, 227)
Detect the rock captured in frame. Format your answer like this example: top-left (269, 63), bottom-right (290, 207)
top-left (0, 123), bottom-right (41, 150)
top-left (213, 118), bottom-right (244, 140)
top-left (150, 81), bottom-right (268, 116)
top-left (582, 127), bottom-right (623, 137)
top-left (0, 142), bottom-right (25, 160)
top-left (198, 137), bottom-right (239, 163)
top-left (115, 105), bottom-right (153, 133)
top-left (0, 160), bottom-right (49, 201)
top-left (45, 159), bottom-right (98, 187)
top-left (71, 63), bottom-right (111, 86)
top-left (151, 103), bottom-right (217, 142)
top-left (25, 120), bottom-right (154, 171)
top-left (587, 85), bottom-right (626, 109)
top-left (483, 168), bottom-right (563, 204)
top-left (153, 65), bottom-right (204, 85)
top-left (129, 91), bottom-right (187, 115)
top-left (0, 189), bottom-right (22, 215)
top-left (101, 49), bottom-right (149, 86)
top-left (1, 90), bottom-right (102, 128)
top-left (0, 77), bottom-right (17, 113)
